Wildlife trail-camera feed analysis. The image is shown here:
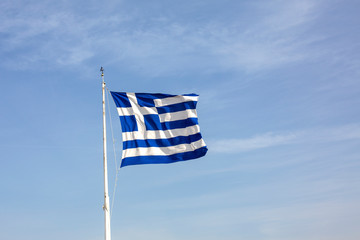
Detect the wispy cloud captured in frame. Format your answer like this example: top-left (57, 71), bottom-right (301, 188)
top-left (210, 132), bottom-right (297, 153)
top-left (209, 124), bottom-right (360, 153)
top-left (0, 0), bottom-right (322, 74)
top-left (113, 184), bottom-right (360, 240)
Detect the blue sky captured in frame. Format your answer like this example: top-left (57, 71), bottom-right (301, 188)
top-left (1, 0), bottom-right (360, 239)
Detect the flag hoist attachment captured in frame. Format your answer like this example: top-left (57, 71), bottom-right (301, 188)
top-left (101, 67), bottom-right (111, 240)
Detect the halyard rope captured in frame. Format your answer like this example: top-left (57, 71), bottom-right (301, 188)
top-left (106, 88), bottom-right (121, 217)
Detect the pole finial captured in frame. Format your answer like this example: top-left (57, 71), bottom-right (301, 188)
top-left (100, 66), bottom-right (104, 77)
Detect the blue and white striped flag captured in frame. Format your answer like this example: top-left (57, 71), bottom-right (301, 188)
top-left (111, 92), bottom-right (208, 167)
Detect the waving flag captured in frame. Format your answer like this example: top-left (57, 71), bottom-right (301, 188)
top-left (111, 92), bottom-right (208, 167)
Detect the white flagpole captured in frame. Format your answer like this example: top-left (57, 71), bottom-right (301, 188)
top-left (101, 67), bottom-right (111, 240)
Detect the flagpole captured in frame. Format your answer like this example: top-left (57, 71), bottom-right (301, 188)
top-left (101, 67), bottom-right (111, 240)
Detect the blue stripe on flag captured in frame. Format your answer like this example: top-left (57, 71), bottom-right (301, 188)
top-left (120, 146), bottom-right (208, 167)
top-left (133, 93), bottom-right (182, 107)
top-left (161, 117), bottom-right (198, 130)
top-left (144, 115), bottom-right (198, 131)
top-left (135, 94), bottom-right (156, 107)
top-left (157, 101), bottom-right (197, 114)
top-left (135, 93), bottom-right (198, 99)
top-left (123, 133), bottom-right (203, 149)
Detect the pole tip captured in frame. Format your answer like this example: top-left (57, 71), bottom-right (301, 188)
top-left (100, 66), bottom-right (104, 77)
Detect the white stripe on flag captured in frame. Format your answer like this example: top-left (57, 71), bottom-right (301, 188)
top-left (154, 95), bottom-right (198, 107)
top-left (159, 109), bottom-right (197, 122)
top-left (117, 106), bottom-right (157, 116)
top-left (117, 107), bottom-right (134, 116)
top-left (126, 93), bottom-right (146, 133)
top-left (123, 139), bottom-right (206, 158)
top-left (122, 124), bottom-right (201, 141)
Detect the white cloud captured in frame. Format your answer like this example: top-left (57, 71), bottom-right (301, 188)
top-left (0, 0), bottom-right (322, 73)
top-left (210, 132), bottom-right (297, 153)
top-left (209, 124), bottom-right (360, 153)
top-left (262, 0), bottom-right (317, 31)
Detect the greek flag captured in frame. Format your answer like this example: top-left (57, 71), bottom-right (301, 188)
top-left (111, 92), bottom-right (208, 167)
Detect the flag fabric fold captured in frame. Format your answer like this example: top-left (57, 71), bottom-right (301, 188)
top-left (110, 92), bottom-right (208, 167)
